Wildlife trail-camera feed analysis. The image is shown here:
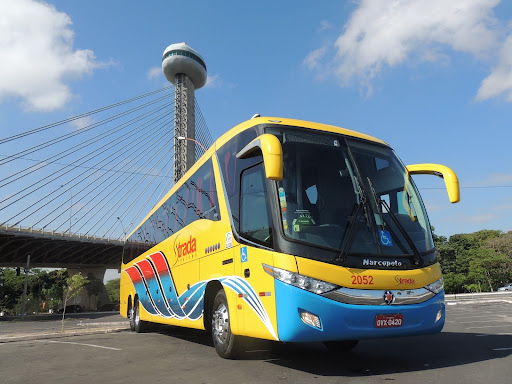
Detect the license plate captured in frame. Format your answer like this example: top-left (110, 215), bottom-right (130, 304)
top-left (375, 314), bottom-right (403, 328)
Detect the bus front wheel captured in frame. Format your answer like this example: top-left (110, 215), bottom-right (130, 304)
top-left (211, 289), bottom-right (240, 359)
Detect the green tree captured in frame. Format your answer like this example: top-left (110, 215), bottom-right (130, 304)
top-left (484, 231), bottom-right (512, 259)
top-left (467, 249), bottom-right (512, 292)
top-left (434, 230), bottom-right (508, 294)
top-left (41, 269), bottom-right (68, 312)
top-left (61, 272), bottom-right (88, 331)
top-left (0, 268), bottom-right (24, 312)
top-left (105, 278), bottom-right (120, 303)
top-left (443, 272), bottom-right (467, 294)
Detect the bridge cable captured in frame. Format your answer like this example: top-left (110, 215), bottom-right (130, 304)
top-left (0, 86), bottom-right (173, 145)
top-left (35, 115), bottom-right (175, 232)
top-left (1, 105), bottom-right (175, 218)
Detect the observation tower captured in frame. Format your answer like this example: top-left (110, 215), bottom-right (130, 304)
top-left (162, 42), bottom-right (207, 183)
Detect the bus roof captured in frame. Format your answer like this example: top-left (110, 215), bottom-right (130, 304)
top-left (215, 116), bottom-right (389, 149)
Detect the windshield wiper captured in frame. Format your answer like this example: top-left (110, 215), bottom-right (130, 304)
top-left (366, 178), bottom-right (423, 266)
top-left (336, 178), bottom-right (370, 263)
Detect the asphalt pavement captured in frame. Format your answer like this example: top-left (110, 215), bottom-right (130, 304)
top-left (1, 291), bottom-right (510, 343)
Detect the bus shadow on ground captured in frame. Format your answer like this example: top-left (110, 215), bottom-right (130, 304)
top-left (153, 326), bottom-right (512, 377)
top-left (260, 332), bottom-right (512, 377)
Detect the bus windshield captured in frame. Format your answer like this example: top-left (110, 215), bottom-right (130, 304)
top-left (266, 127), bottom-right (434, 259)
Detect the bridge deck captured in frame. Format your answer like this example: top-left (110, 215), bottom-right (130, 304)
top-left (0, 227), bottom-right (123, 268)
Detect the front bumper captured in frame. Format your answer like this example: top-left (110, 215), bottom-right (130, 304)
top-left (275, 280), bottom-right (445, 342)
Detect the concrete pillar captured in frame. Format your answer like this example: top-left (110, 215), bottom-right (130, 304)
top-left (66, 268), bottom-right (110, 311)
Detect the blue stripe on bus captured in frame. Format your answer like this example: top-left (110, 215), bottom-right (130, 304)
top-left (132, 267), bottom-right (159, 316)
top-left (274, 279), bottom-right (445, 342)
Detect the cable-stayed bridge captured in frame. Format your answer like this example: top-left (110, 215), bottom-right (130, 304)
top-left (0, 85), bottom-right (213, 269)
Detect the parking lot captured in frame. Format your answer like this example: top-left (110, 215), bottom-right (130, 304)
top-left (0, 297), bottom-right (511, 384)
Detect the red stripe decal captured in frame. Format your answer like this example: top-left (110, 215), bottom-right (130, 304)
top-left (124, 266), bottom-right (142, 284)
top-left (149, 252), bottom-right (168, 274)
top-left (138, 259), bottom-right (156, 280)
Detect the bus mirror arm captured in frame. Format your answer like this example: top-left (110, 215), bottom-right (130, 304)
top-left (236, 134), bottom-right (283, 181)
top-left (406, 163), bottom-right (460, 203)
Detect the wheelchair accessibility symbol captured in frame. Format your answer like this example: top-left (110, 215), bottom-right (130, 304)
top-left (240, 246), bottom-right (248, 263)
top-left (379, 230), bottom-right (393, 247)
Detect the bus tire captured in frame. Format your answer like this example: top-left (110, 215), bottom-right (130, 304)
top-left (128, 297), bottom-right (135, 332)
top-left (211, 289), bottom-right (240, 359)
top-left (323, 340), bottom-right (359, 353)
top-left (133, 298), bottom-right (148, 333)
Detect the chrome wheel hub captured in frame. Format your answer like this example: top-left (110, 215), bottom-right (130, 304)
top-left (212, 303), bottom-right (229, 345)
top-left (134, 304), bottom-right (140, 326)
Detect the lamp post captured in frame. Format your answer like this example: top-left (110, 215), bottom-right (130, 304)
top-left (176, 136), bottom-right (207, 153)
top-left (117, 217), bottom-right (127, 242)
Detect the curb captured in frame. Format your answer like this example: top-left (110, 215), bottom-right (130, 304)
top-left (0, 324), bottom-right (130, 343)
top-left (445, 291), bottom-right (512, 305)
top-left (446, 299), bottom-right (512, 306)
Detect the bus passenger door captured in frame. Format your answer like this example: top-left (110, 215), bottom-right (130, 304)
top-left (236, 162), bottom-right (278, 340)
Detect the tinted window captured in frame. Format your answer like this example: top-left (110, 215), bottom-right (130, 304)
top-left (217, 128), bottom-right (258, 231)
top-left (123, 159), bottom-right (219, 263)
top-left (240, 163), bottom-right (272, 247)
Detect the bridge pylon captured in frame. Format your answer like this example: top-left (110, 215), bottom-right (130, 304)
top-left (162, 42), bottom-right (207, 183)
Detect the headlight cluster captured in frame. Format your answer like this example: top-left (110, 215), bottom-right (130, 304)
top-left (263, 264), bottom-right (338, 294)
top-left (425, 277), bottom-right (444, 294)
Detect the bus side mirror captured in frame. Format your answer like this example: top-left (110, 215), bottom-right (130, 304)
top-left (406, 163), bottom-right (460, 203)
top-left (236, 134), bottom-right (283, 181)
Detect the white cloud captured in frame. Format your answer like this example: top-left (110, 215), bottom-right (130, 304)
top-left (487, 173), bottom-right (512, 184)
top-left (0, 0), bottom-right (106, 111)
top-left (305, 0), bottom-right (507, 97)
top-left (465, 173), bottom-right (512, 187)
top-left (303, 47), bottom-right (327, 70)
top-left (147, 67), bottom-right (162, 79)
top-left (69, 116), bottom-right (94, 131)
top-left (319, 20), bottom-right (335, 32)
top-left (476, 35), bottom-right (512, 101)
top-left (205, 74), bottom-right (220, 88)
top-left (465, 213), bottom-right (499, 223)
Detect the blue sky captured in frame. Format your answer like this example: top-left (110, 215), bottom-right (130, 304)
top-left (1, 0), bottom-right (512, 239)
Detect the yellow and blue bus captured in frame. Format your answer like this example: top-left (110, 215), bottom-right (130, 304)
top-left (120, 116), bottom-right (459, 358)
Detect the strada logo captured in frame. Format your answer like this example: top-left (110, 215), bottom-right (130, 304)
top-left (175, 235), bottom-right (197, 257)
top-left (395, 276), bottom-right (415, 286)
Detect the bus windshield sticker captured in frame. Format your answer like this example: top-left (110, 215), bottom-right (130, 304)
top-left (292, 210), bottom-right (315, 232)
top-left (379, 230), bottom-right (393, 247)
top-left (240, 246), bottom-right (248, 263)
top-left (225, 232), bottom-right (232, 249)
top-left (279, 187), bottom-right (289, 228)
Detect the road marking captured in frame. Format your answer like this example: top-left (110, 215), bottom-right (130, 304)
top-left (449, 313), bottom-right (512, 319)
top-left (466, 325), bottom-right (509, 330)
top-left (476, 333), bottom-right (512, 337)
top-left (452, 320), bottom-right (504, 324)
top-left (36, 340), bottom-right (121, 351)
top-left (492, 348), bottom-right (512, 351)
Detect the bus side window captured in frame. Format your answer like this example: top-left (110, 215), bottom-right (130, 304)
top-left (192, 160), bottom-right (219, 221)
top-left (239, 162), bottom-right (272, 247)
top-left (217, 128), bottom-right (259, 230)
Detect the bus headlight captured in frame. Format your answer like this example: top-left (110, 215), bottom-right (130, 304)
top-left (425, 277), bottom-right (444, 294)
top-left (263, 264), bottom-right (338, 294)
